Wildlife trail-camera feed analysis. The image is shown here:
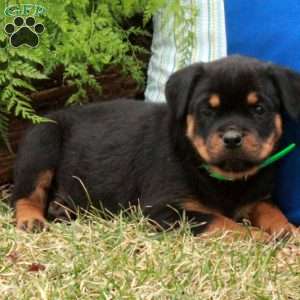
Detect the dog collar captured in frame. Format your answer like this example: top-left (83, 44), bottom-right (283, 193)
top-left (202, 143), bottom-right (296, 181)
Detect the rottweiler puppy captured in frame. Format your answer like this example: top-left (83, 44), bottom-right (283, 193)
top-left (12, 55), bottom-right (300, 239)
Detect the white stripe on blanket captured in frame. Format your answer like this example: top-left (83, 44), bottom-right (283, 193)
top-left (145, 0), bottom-right (226, 103)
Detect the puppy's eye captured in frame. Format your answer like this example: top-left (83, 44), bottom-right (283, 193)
top-left (252, 104), bottom-right (265, 115)
top-left (201, 108), bottom-right (216, 117)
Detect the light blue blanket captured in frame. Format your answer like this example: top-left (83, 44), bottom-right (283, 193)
top-left (145, 0), bottom-right (300, 225)
top-left (225, 0), bottom-right (300, 225)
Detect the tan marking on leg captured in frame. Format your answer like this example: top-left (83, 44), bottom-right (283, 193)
top-left (182, 199), bottom-right (269, 241)
top-left (248, 201), bottom-right (298, 238)
top-left (183, 199), bottom-right (243, 232)
top-left (182, 198), bottom-right (219, 215)
top-left (247, 92), bottom-right (258, 105)
top-left (15, 170), bottom-right (53, 231)
top-left (206, 215), bottom-right (245, 232)
top-left (208, 94), bottom-right (220, 108)
top-left (234, 202), bottom-right (258, 220)
top-left (207, 214), bottom-right (270, 241)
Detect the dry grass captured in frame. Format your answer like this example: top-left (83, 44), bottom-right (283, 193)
top-left (0, 197), bottom-right (300, 300)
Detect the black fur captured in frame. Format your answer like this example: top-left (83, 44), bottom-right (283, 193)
top-left (12, 55), bottom-right (300, 234)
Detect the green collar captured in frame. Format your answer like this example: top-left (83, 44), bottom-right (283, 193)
top-left (202, 143), bottom-right (296, 181)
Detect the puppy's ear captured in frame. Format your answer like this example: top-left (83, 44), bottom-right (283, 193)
top-left (270, 65), bottom-right (300, 119)
top-left (165, 63), bottom-right (205, 120)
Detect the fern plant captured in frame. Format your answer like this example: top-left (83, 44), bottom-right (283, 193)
top-left (0, 0), bottom-right (195, 146)
top-left (0, 30), bottom-right (48, 147)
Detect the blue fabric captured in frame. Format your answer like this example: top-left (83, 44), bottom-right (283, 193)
top-left (225, 1), bottom-right (300, 225)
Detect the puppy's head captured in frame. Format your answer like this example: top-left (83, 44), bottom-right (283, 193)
top-left (166, 55), bottom-right (300, 180)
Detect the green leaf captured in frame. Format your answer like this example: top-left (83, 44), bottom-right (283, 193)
top-left (0, 0), bottom-right (189, 146)
top-left (11, 78), bottom-right (36, 91)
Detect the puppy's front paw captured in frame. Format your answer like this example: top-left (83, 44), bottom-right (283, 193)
top-left (16, 215), bottom-right (47, 232)
top-left (247, 228), bottom-right (271, 243)
top-left (267, 222), bottom-right (299, 240)
top-left (15, 199), bottom-right (48, 232)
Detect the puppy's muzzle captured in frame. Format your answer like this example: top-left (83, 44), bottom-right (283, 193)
top-left (222, 129), bottom-right (243, 149)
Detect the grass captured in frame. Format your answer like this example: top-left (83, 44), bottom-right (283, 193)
top-left (0, 197), bottom-right (300, 300)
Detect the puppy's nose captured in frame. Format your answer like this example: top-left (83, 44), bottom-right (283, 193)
top-left (223, 130), bottom-right (242, 148)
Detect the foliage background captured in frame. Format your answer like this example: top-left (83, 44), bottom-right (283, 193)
top-left (0, 0), bottom-right (195, 147)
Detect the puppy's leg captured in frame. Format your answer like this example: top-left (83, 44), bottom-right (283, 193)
top-left (150, 199), bottom-right (269, 241)
top-left (248, 201), bottom-right (299, 239)
top-left (182, 199), bottom-right (241, 233)
top-left (15, 170), bottom-right (53, 231)
top-left (12, 121), bottom-right (62, 231)
top-left (182, 199), bottom-right (269, 241)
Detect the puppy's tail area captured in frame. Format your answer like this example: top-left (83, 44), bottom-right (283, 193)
top-left (11, 120), bottom-right (62, 209)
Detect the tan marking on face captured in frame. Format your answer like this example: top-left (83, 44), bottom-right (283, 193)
top-left (186, 115), bottom-right (224, 162)
top-left (257, 114), bottom-right (283, 159)
top-left (247, 92), bottom-right (258, 105)
top-left (15, 170), bottom-right (53, 230)
top-left (274, 114), bottom-right (282, 137)
top-left (186, 113), bottom-right (282, 179)
top-left (244, 114), bottom-right (283, 161)
top-left (193, 137), bottom-right (211, 161)
top-left (242, 133), bottom-right (259, 153)
top-left (186, 114), bottom-right (195, 139)
top-left (208, 94), bottom-right (220, 108)
top-left (206, 132), bottom-right (266, 179)
top-left (186, 114), bottom-right (211, 161)
top-left (258, 133), bottom-right (277, 160)
top-left (207, 133), bottom-right (224, 158)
